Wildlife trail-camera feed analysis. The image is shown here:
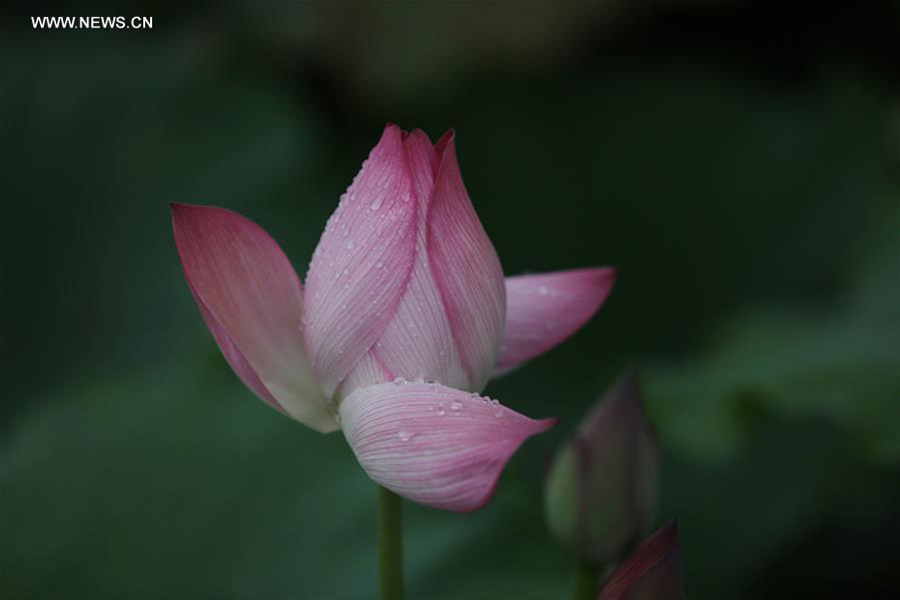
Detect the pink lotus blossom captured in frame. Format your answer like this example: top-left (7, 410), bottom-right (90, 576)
top-left (172, 124), bottom-right (615, 512)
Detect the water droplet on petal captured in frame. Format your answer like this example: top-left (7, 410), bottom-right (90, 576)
top-left (435, 403), bottom-right (446, 416)
top-left (490, 398), bottom-right (502, 417)
top-left (450, 401), bottom-right (462, 413)
top-left (538, 285), bottom-right (550, 297)
top-left (398, 430), bottom-right (412, 442)
top-left (346, 240), bottom-right (355, 250)
top-left (370, 197), bottom-right (384, 211)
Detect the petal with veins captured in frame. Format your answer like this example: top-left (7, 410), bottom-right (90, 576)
top-left (172, 203), bottom-right (336, 432)
top-left (362, 130), bottom-right (469, 391)
top-left (427, 133), bottom-right (506, 392)
top-left (304, 125), bottom-right (418, 398)
top-left (340, 381), bottom-right (555, 512)
top-left (494, 268), bottom-right (616, 377)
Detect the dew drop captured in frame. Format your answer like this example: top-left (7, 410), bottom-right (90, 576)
top-left (435, 403), bottom-right (446, 416)
top-left (370, 197), bottom-right (384, 211)
top-left (398, 430), bottom-right (413, 442)
top-left (346, 240), bottom-right (355, 250)
top-left (490, 398), bottom-right (502, 417)
top-left (538, 285), bottom-right (550, 297)
top-left (449, 401), bottom-right (462, 413)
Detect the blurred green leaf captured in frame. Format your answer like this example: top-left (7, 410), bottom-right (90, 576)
top-left (645, 210), bottom-right (900, 464)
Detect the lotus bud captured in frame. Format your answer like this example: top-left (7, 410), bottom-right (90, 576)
top-left (597, 520), bottom-right (686, 600)
top-left (545, 370), bottom-right (660, 562)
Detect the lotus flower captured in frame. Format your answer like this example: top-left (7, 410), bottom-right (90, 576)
top-left (597, 520), bottom-right (686, 600)
top-left (172, 124), bottom-right (615, 512)
top-left (545, 371), bottom-right (660, 560)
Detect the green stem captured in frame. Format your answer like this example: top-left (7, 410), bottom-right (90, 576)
top-left (572, 556), bottom-right (600, 600)
top-left (378, 486), bottom-right (404, 600)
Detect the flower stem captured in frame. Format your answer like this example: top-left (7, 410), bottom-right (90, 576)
top-left (572, 556), bottom-right (600, 600)
top-left (378, 486), bottom-right (404, 600)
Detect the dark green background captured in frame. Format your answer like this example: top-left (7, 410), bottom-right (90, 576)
top-left (2, 1), bottom-right (898, 598)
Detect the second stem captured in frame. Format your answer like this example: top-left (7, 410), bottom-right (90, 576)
top-left (379, 486), bottom-right (404, 600)
top-left (573, 556), bottom-right (600, 600)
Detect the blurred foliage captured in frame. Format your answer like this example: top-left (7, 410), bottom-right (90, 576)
top-left (646, 213), bottom-right (899, 463)
top-left (1, 1), bottom-right (898, 599)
